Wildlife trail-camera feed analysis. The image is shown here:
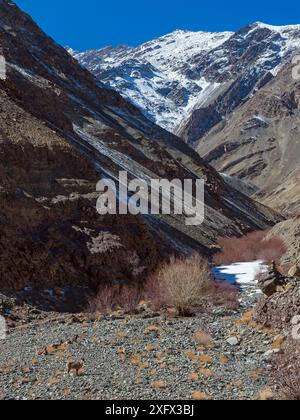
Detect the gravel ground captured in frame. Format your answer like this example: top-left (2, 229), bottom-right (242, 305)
top-left (0, 304), bottom-right (281, 400)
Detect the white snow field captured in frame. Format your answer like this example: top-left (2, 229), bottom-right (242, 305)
top-left (212, 261), bottom-right (268, 295)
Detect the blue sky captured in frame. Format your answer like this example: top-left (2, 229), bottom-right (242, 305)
top-left (14, 0), bottom-right (300, 51)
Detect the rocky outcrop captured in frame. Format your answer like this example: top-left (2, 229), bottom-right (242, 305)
top-left (255, 279), bottom-right (300, 330)
top-left (267, 216), bottom-right (300, 265)
top-left (255, 264), bottom-right (300, 330)
top-left (288, 264), bottom-right (300, 278)
top-left (0, 88), bottom-right (160, 292)
top-left (257, 262), bottom-right (288, 297)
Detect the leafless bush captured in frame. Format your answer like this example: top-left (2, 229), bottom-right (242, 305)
top-left (87, 282), bottom-right (142, 314)
top-left (149, 254), bottom-right (238, 316)
top-left (156, 254), bottom-right (211, 316)
top-left (273, 339), bottom-right (300, 400)
top-left (213, 231), bottom-right (287, 265)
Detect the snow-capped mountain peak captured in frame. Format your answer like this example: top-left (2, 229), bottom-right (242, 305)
top-left (253, 21), bottom-right (300, 32)
top-left (71, 23), bottom-right (300, 141)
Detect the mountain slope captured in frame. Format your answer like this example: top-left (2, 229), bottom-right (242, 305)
top-left (0, 86), bottom-right (160, 293)
top-left (68, 30), bottom-right (233, 134)
top-left (71, 23), bottom-right (300, 144)
top-left (0, 0), bottom-right (282, 291)
top-left (197, 60), bottom-right (300, 216)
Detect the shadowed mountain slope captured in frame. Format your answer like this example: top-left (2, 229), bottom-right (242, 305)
top-left (0, 0), bottom-right (282, 292)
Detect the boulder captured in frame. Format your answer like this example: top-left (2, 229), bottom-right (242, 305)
top-left (226, 337), bottom-right (240, 346)
top-left (288, 264), bottom-right (300, 278)
top-left (258, 262), bottom-right (287, 297)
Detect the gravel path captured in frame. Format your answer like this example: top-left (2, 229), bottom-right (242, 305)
top-left (0, 306), bottom-right (280, 400)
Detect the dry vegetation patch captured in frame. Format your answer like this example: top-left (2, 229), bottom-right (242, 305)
top-left (150, 254), bottom-right (238, 316)
top-left (193, 331), bottom-right (214, 349)
top-left (87, 254), bottom-right (239, 317)
top-left (213, 231), bottom-right (287, 266)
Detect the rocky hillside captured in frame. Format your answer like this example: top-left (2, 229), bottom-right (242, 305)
top-left (198, 61), bottom-right (300, 216)
top-left (0, 60), bottom-right (160, 294)
top-left (255, 263), bottom-right (300, 331)
top-left (71, 23), bottom-right (300, 145)
top-left (0, 0), bottom-right (283, 294)
top-left (70, 19), bottom-right (300, 258)
top-left (268, 216), bottom-right (300, 265)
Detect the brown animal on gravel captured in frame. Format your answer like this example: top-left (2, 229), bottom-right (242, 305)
top-left (66, 359), bottom-right (85, 376)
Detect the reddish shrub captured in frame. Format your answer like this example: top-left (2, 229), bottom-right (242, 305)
top-left (87, 282), bottom-right (142, 314)
top-left (213, 230), bottom-right (287, 265)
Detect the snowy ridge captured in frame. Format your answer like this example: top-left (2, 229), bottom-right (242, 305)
top-left (70, 22), bottom-right (300, 137)
top-left (70, 30), bottom-right (233, 132)
top-left (255, 22), bottom-right (300, 32)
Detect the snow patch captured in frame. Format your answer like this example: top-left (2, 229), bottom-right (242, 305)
top-left (212, 261), bottom-right (268, 295)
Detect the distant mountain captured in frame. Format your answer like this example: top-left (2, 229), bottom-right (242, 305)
top-left (70, 23), bottom-right (300, 144)
top-left (197, 60), bottom-right (300, 216)
top-left (67, 30), bottom-right (233, 134)
top-left (0, 0), bottom-right (281, 291)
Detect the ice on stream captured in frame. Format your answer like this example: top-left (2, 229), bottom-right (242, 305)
top-left (212, 260), bottom-right (268, 297)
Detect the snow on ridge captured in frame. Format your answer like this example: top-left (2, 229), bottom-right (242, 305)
top-left (133, 29), bottom-right (234, 67)
top-left (72, 23), bottom-right (300, 134)
top-left (71, 30), bottom-right (234, 132)
top-left (254, 21), bottom-right (300, 33)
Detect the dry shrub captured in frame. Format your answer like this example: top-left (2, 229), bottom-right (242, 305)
top-left (87, 254), bottom-right (238, 316)
top-left (193, 331), bottom-right (214, 348)
top-left (149, 254), bottom-right (238, 316)
top-left (191, 391), bottom-right (212, 400)
top-left (211, 280), bottom-right (239, 310)
top-left (142, 274), bottom-right (164, 312)
top-left (87, 282), bottom-right (142, 314)
top-left (273, 339), bottom-right (300, 400)
top-left (213, 231), bottom-right (287, 266)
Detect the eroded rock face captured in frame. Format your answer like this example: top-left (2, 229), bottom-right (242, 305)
top-left (268, 216), bottom-right (300, 265)
top-left (0, 192), bottom-right (160, 291)
top-left (255, 278), bottom-right (300, 330)
top-left (0, 90), bottom-right (160, 291)
top-left (255, 262), bottom-right (300, 330)
top-left (257, 262), bottom-right (288, 297)
top-left (288, 264), bottom-right (300, 278)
